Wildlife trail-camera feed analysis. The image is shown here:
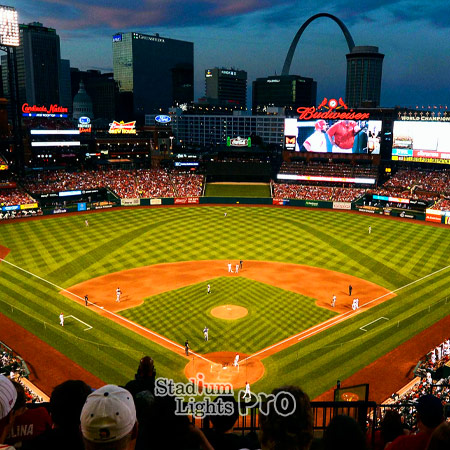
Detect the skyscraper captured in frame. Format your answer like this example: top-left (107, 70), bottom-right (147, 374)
top-left (205, 68), bottom-right (247, 108)
top-left (16, 22), bottom-right (61, 107)
top-left (345, 46), bottom-right (384, 108)
top-left (112, 32), bottom-right (193, 118)
top-left (252, 75), bottom-right (316, 115)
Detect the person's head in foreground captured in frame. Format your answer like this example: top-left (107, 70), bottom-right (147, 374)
top-left (259, 385), bottom-right (313, 450)
top-left (0, 374), bottom-right (18, 444)
top-left (80, 385), bottom-right (138, 450)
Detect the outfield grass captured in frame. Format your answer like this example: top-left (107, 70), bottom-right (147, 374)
top-left (120, 277), bottom-right (337, 354)
top-left (205, 183), bottom-right (271, 197)
top-left (0, 206), bottom-right (449, 397)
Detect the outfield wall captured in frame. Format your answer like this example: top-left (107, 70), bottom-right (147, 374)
top-left (2, 197), bottom-right (443, 224)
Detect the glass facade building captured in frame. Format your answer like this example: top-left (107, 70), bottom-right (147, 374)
top-left (113, 32), bottom-right (193, 118)
top-left (346, 46), bottom-right (384, 108)
top-left (205, 68), bottom-right (247, 108)
top-left (171, 113), bottom-right (285, 148)
top-left (252, 75), bottom-right (317, 115)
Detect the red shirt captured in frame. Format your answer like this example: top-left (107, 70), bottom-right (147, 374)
top-left (6, 407), bottom-right (52, 445)
top-left (327, 121), bottom-right (359, 149)
top-left (385, 430), bottom-right (432, 450)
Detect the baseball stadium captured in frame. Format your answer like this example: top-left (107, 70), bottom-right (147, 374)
top-left (1, 8), bottom-right (450, 449)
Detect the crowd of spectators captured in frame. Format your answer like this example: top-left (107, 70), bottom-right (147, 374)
top-left (429, 199), bottom-right (450, 212)
top-left (0, 352), bottom-right (448, 450)
top-left (0, 188), bottom-right (36, 207)
top-left (273, 183), bottom-right (365, 202)
top-left (383, 169), bottom-right (450, 193)
top-left (279, 161), bottom-right (378, 179)
top-left (22, 169), bottom-right (204, 199)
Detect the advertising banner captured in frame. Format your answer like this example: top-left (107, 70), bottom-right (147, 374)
top-left (273, 198), bottom-right (285, 206)
top-left (0, 182), bottom-right (16, 188)
top-left (333, 202), bottom-right (352, 210)
top-left (445, 216), bottom-right (450, 225)
top-left (77, 203), bottom-right (87, 211)
top-left (305, 201), bottom-right (319, 207)
top-left (20, 203), bottom-right (38, 210)
top-left (121, 198), bottom-right (140, 206)
top-left (174, 197), bottom-right (199, 205)
top-left (150, 198), bottom-right (162, 205)
top-left (52, 208), bottom-right (67, 214)
top-left (2, 205), bottom-right (20, 211)
top-left (426, 213), bottom-right (442, 223)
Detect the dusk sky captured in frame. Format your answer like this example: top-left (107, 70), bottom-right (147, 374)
top-left (12, 0), bottom-right (450, 108)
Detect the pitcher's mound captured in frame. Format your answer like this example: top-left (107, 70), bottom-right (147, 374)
top-left (184, 352), bottom-right (264, 389)
top-left (211, 304), bottom-right (248, 320)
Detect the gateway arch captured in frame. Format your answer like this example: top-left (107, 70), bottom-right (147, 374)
top-left (281, 12), bottom-right (355, 76)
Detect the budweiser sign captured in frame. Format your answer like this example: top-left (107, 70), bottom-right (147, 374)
top-left (22, 103), bottom-right (68, 114)
top-left (108, 121), bottom-right (137, 134)
top-left (297, 97), bottom-right (370, 121)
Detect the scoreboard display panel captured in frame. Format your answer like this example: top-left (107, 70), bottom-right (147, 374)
top-left (392, 120), bottom-right (450, 164)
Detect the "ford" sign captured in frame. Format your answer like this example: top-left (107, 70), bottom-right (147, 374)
top-left (155, 115), bottom-right (171, 123)
top-left (79, 116), bottom-right (91, 124)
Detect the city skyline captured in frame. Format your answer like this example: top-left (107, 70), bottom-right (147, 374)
top-left (10, 0), bottom-right (450, 109)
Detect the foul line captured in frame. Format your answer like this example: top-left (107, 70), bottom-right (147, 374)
top-left (241, 262), bottom-right (450, 363)
top-left (359, 317), bottom-right (389, 332)
top-left (66, 315), bottom-right (93, 331)
top-left (0, 258), bottom-right (212, 365)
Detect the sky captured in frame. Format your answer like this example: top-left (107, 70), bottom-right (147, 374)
top-left (11, 0), bottom-right (450, 108)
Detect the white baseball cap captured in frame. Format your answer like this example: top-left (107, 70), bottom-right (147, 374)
top-left (80, 385), bottom-right (136, 442)
top-left (0, 374), bottom-right (17, 420)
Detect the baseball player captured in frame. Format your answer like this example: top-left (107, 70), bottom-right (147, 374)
top-left (203, 326), bottom-right (209, 341)
top-left (235, 264), bottom-right (239, 273)
top-left (240, 260), bottom-right (243, 270)
top-left (368, 225), bottom-right (371, 234)
top-left (59, 312), bottom-right (64, 326)
top-left (207, 284), bottom-right (211, 294)
top-left (185, 340), bottom-right (189, 356)
top-left (349, 284), bottom-right (352, 296)
top-left (224, 212), bottom-right (227, 217)
top-left (331, 295), bottom-right (336, 307)
top-left (233, 353), bottom-right (240, 367)
top-left (116, 287), bottom-right (121, 303)
top-left (85, 219), bottom-right (89, 227)
top-left (227, 263), bottom-right (233, 273)
top-left (355, 298), bottom-right (359, 309)
top-left (84, 294), bottom-right (89, 306)
top-left (243, 381), bottom-right (251, 399)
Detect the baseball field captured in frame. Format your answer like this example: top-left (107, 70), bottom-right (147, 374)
top-left (0, 205), bottom-right (449, 399)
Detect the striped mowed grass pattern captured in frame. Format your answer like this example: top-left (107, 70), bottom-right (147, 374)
top-left (205, 183), bottom-right (271, 197)
top-left (0, 206), bottom-right (449, 396)
top-left (120, 277), bottom-right (337, 355)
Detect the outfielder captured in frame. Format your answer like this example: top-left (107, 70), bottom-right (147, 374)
top-left (203, 326), bottom-right (209, 341)
top-left (59, 313), bottom-right (64, 326)
top-left (207, 284), bottom-right (211, 294)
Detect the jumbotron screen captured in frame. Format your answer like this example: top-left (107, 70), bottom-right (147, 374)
top-left (392, 121), bottom-right (450, 164)
top-left (284, 119), bottom-right (382, 154)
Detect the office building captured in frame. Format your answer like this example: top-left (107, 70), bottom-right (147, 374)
top-left (170, 111), bottom-right (285, 148)
top-left (112, 32), bottom-right (193, 118)
top-left (15, 22), bottom-right (61, 107)
top-left (252, 75), bottom-right (316, 115)
top-left (346, 46), bottom-right (384, 108)
top-left (59, 59), bottom-right (71, 112)
top-left (204, 68), bottom-right (247, 108)
top-left (71, 69), bottom-right (117, 120)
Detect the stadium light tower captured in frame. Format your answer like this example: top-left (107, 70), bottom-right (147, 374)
top-left (0, 5), bottom-right (22, 171)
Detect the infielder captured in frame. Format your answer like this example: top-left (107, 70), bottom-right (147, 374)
top-left (185, 340), bottom-right (189, 356)
top-left (207, 284), bottom-right (211, 294)
top-left (233, 353), bottom-right (240, 367)
top-left (243, 382), bottom-right (251, 399)
top-left (116, 287), bottom-right (121, 303)
top-left (203, 326), bottom-right (209, 341)
top-left (84, 294), bottom-right (89, 306)
top-left (331, 295), bottom-right (336, 307)
top-left (227, 263), bottom-right (233, 273)
top-left (59, 313), bottom-right (64, 326)
top-left (235, 264), bottom-right (239, 273)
